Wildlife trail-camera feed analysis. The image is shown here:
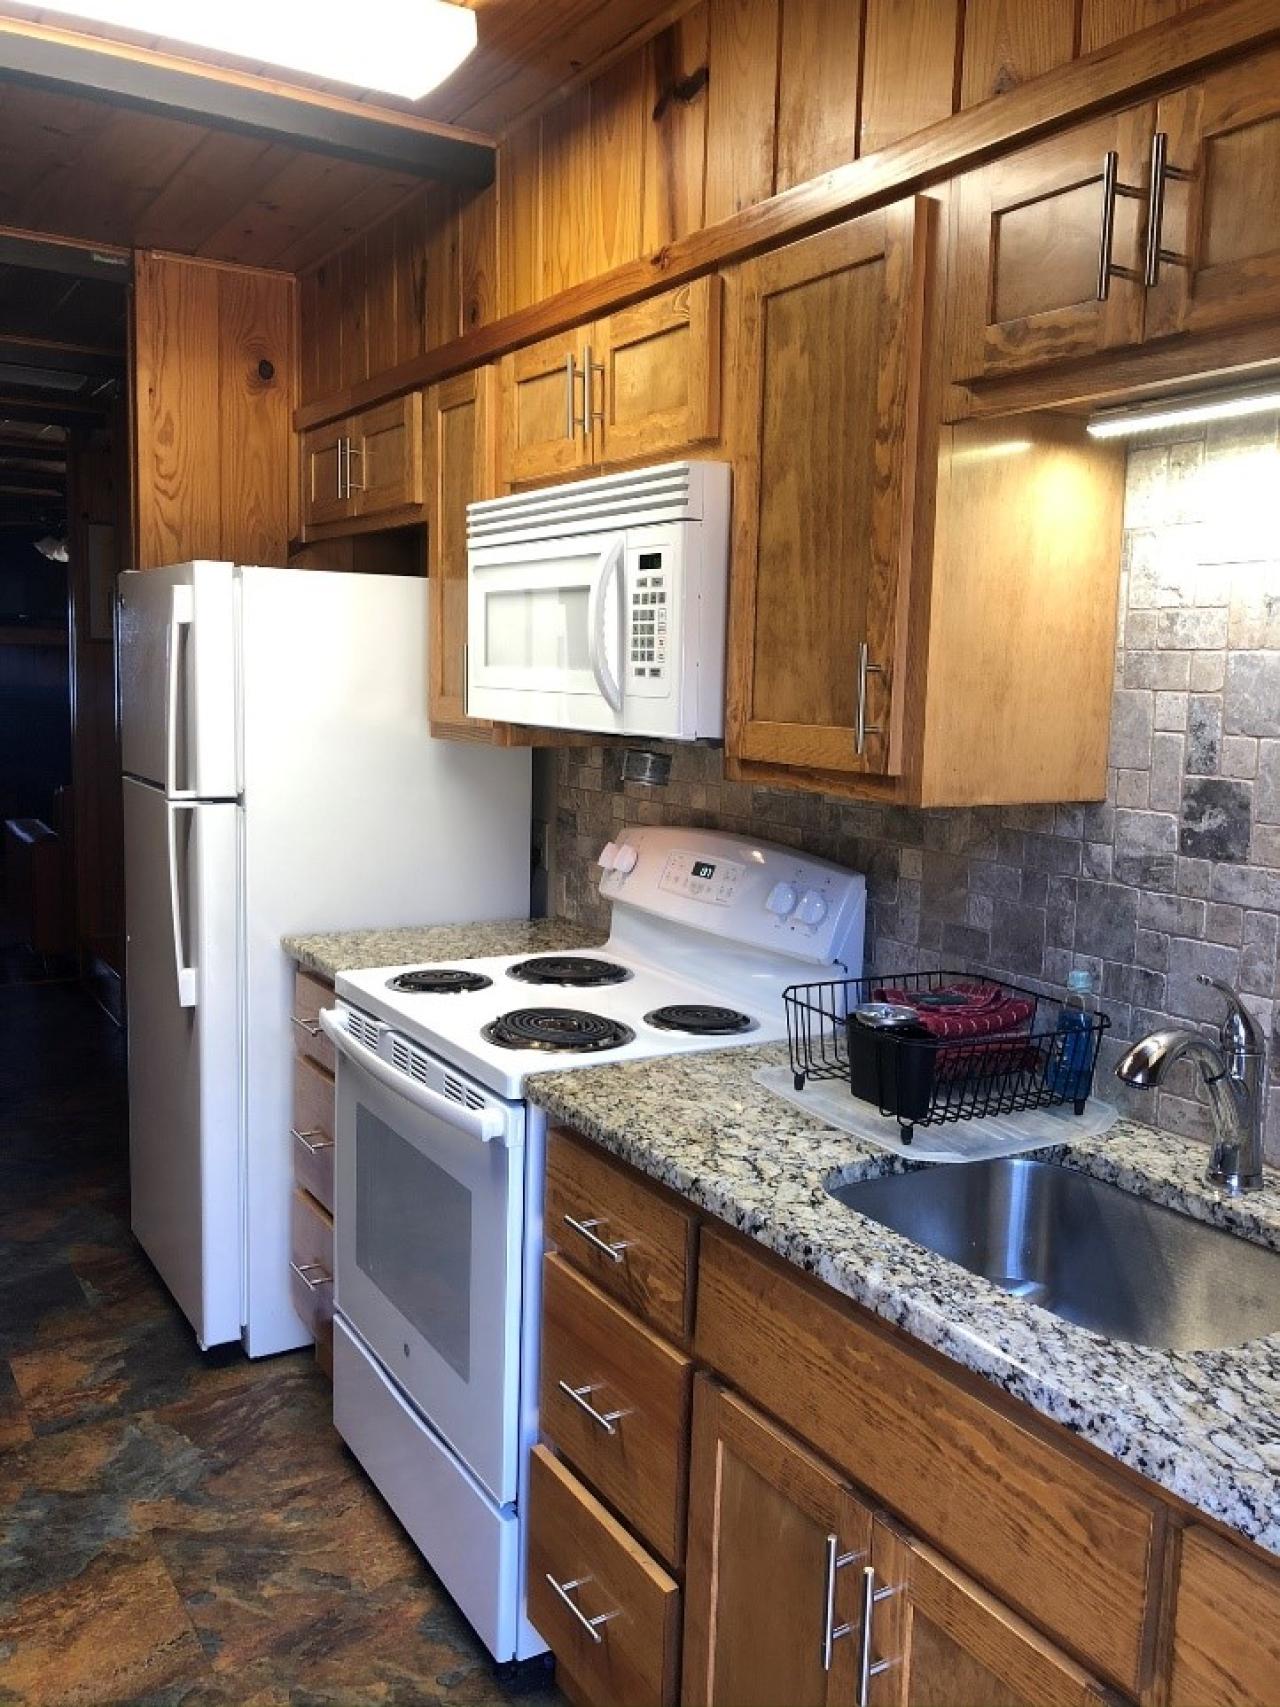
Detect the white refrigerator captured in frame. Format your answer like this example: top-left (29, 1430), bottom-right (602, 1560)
top-left (119, 561), bottom-right (532, 1357)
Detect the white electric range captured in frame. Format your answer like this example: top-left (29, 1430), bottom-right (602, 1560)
top-left (319, 825), bottom-right (866, 1664)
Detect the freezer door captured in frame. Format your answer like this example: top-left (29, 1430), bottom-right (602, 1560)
top-left (119, 560), bottom-right (238, 797)
top-left (124, 777), bottom-right (241, 1348)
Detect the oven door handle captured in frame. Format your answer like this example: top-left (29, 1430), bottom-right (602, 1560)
top-left (319, 1008), bottom-right (512, 1145)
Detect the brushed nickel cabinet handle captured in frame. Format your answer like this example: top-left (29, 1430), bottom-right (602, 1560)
top-left (1096, 149), bottom-right (1145, 300)
top-left (565, 352), bottom-right (582, 438)
top-left (1143, 130), bottom-right (1193, 288)
top-left (544, 1574), bottom-right (617, 1643)
top-left (290, 1260), bottom-right (332, 1291)
top-left (563, 1213), bottom-right (629, 1263)
top-left (345, 442), bottom-right (365, 492)
top-left (335, 437), bottom-right (345, 500)
top-left (291, 1014), bottom-right (322, 1038)
top-left (557, 1379), bottom-right (630, 1434)
top-left (291, 1126), bottom-right (334, 1153)
top-left (856, 1565), bottom-right (897, 1707)
top-left (855, 642), bottom-right (884, 756)
top-left (583, 342), bottom-right (605, 430)
top-left (821, 1533), bottom-right (864, 1671)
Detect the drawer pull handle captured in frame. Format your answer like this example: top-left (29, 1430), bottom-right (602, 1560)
top-left (544, 1573), bottom-right (617, 1643)
top-left (557, 1380), bottom-right (630, 1434)
top-left (291, 1014), bottom-right (322, 1039)
top-left (290, 1260), bottom-right (332, 1291)
top-left (291, 1126), bottom-right (334, 1153)
top-left (821, 1533), bottom-right (865, 1671)
top-left (856, 1564), bottom-right (898, 1707)
top-left (563, 1214), bottom-right (629, 1264)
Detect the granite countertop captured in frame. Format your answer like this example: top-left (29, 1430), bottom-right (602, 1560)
top-left (527, 1042), bottom-right (1280, 1555)
top-left (283, 918), bottom-right (604, 980)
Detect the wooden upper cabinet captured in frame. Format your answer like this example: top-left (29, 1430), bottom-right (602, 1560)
top-left (1146, 46), bottom-right (1280, 342)
top-left (726, 197), bottom-right (931, 779)
top-left (301, 419), bottom-right (349, 531)
top-left (950, 106), bottom-right (1153, 382)
top-left (501, 329), bottom-right (594, 486)
top-left (864, 1521), bottom-right (1117, 1707)
top-left (593, 276), bottom-right (721, 466)
top-left (683, 1377), bottom-right (872, 1707)
top-left (427, 367), bottom-right (505, 742)
top-left (1168, 1526), bottom-right (1280, 1707)
top-left (499, 279), bottom-right (724, 488)
top-left (347, 393), bottom-right (424, 522)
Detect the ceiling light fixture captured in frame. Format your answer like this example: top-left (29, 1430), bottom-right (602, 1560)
top-left (44, 1), bottom-right (478, 101)
top-left (1087, 383), bottom-right (1280, 440)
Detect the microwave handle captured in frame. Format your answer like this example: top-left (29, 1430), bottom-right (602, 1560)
top-left (587, 534), bottom-right (625, 713)
top-left (318, 1008), bottom-right (513, 1146)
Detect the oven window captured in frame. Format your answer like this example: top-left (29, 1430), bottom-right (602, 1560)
top-left (484, 587), bottom-right (590, 671)
top-left (354, 1105), bottom-right (472, 1380)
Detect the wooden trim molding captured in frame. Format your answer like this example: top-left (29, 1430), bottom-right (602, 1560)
top-left (0, 15), bottom-right (496, 183)
top-left (294, 0), bottom-right (1280, 431)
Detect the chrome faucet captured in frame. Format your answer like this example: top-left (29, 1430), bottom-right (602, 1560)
top-left (1116, 976), bottom-right (1266, 1195)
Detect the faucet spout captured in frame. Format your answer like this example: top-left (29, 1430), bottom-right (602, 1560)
top-left (1115, 980), bottom-right (1266, 1196)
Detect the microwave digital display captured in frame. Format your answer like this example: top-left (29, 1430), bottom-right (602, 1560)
top-left (639, 551), bottom-right (662, 569)
top-left (692, 860), bottom-right (716, 880)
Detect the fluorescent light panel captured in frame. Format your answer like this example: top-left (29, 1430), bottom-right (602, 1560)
top-left (1087, 385), bottom-right (1280, 440)
top-left (44, 1), bottom-right (477, 101)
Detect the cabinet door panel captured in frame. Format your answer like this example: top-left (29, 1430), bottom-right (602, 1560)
top-left (500, 330), bottom-right (591, 485)
top-left (1169, 1526), bottom-right (1280, 1707)
top-left (427, 368), bottom-right (506, 742)
top-left (727, 198), bottom-right (929, 778)
top-left (301, 419), bottom-right (350, 529)
top-left (1146, 49), bottom-right (1280, 341)
top-left (866, 1522), bottom-right (1115, 1707)
top-left (350, 392), bottom-right (424, 521)
top-left (951, 108), bottom-right (1152, 381)
top-left (594, 276), bottom-right (721, 466)
top-left (683, 1377), bottom-right (871, 1707)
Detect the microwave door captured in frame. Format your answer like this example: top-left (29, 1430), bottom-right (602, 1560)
top-left (586, 535), bottom-right (624, 713)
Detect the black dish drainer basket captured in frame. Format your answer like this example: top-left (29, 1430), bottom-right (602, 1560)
top-left (784, 970), bottom-right (1110, 1142)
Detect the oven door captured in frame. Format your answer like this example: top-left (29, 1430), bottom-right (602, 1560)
top-left (323, 1010), bottom-right (526, 1507)
top-left (467, 529), bottom-right (626, 730)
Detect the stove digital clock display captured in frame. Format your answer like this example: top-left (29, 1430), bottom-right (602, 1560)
top-left (692, 860), bottom-right (716, 880)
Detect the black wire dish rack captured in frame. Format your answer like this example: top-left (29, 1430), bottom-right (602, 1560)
top-left (783, 970), bottom-right (1110, 1144)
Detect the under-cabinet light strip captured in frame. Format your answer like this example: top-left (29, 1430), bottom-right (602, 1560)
top-left (1087, 385), bottom-right (1280, 440)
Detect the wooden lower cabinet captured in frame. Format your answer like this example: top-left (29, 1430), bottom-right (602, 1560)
top-left (682, 1378), bottom-right (871, 1707)
top-left (1168, 1527), bottom-right (1280, 1707)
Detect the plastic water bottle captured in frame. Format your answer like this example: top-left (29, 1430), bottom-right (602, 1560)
top-left (1048, 969), bottom-right (1096, 1110)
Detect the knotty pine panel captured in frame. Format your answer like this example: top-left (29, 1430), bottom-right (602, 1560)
top-left (775, 0), bottom-right (863, 191)
top-left (860, 0), bottom-right (964, 155)
top-left (961, 0), bottom-right (1081, 107)
top-left (704, 0), bottom-right (780, 223)
top-left (641, 3), bottom-right (710, 251)
top-left (1080, 0), bottom-right (1200, 54)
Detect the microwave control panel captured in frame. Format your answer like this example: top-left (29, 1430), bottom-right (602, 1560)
top-left (625, 548), bottom-right (671, 697)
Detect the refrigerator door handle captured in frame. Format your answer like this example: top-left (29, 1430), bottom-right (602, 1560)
top-left (165, 583), bottom-right (197, 799)
top-left (167, 801), bottom-right (198, 1008)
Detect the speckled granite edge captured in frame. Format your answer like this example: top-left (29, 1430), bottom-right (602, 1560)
top-left (282, 918), bottom-right (604, 979)
top-left (527, 1042), bottom-right (1280, 1555)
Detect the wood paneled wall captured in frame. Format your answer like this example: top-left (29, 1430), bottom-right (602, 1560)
top-left (296, 0), bottom-right (1197, 406)
top-left (132, 251), bottom-right (295, 567)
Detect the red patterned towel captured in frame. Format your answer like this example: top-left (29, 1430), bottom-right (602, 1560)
top-left (869, 981), bottom-right (1035, 1040)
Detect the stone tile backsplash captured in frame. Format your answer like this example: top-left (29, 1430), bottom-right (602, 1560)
top-left (547, 413), bottom-right (1280, 1162)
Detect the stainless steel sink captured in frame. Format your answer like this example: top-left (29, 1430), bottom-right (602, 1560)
top-left (828, 1158), bottom-right (1280, 1350)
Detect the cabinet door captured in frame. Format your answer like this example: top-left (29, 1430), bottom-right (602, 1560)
top-left (1169, 1526), bottom-right (1280, 1707)
top-left (950, 107), bottom-right (1152, 381)
top-left (349, 392), bottom-right (425, 522)
top-left (683, 1377), bottom-right (872, 1707)
top-left (301, 418), bottom-right (351, 530)
top-left (427, 368), bottom-right (505, 742)
top-left (592, 277), bottom-right (722, 467)
top-left (726, 198), bottom-right (930, 779)
top-left (1145, 48), bottom-right (1280, 342)
top-left (500, 329), bottom-right (592, 486)
top-left (863, 1521), bottom-right (1115, 1707)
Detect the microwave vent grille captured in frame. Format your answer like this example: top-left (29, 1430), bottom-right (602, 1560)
top-left (467, 460), bottom-right (709, 545)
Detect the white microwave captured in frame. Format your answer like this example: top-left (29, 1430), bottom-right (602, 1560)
top-left (465, 460), bottom-right (730, 740)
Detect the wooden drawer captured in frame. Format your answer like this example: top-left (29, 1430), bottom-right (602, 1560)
top-left (289, 1186), bottom-right (334, 1355)
top-left (540, 1254), bottom-right (693, 1567)
top-left (292, 1053), bottom-right (335, 1213)
top-left (1169, 1526), bottom-right (1280, 1706)
top-left (528, 1445), bottom-right (680, 1707)
top-left (694, 1228), bottom-right (1160, 1697)
top-left (546, 1129), bottom-right (696, 1343)
top-left (292, 967), bottom-right (335, 1074)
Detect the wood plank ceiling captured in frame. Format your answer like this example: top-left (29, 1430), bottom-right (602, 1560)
top-left (0, 1), bottom-right (682, 268)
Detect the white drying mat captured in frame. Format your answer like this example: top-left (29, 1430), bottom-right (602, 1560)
top-left (754, 1064), bottom-right (1118, 1162)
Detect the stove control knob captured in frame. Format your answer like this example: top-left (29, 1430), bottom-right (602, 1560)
top-left (765, 881), bottom-right (798, 918)
top-left (613, 843), bottom-right (639, 875)
top-left (795, 889), bottom-right (829, 927)
top-left (598, 840), bottom-right (620, 871)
